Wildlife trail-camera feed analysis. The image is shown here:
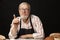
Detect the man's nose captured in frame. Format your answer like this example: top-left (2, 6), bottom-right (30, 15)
top-left (23, 9), bottom-right (26, 13)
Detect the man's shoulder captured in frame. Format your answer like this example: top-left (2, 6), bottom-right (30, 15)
top-left (16, 16), bottom-right (20, 20)
top-left (31, 14), bottom-right (40, 19)
top-left (16, 16), bottom-right (20, 18)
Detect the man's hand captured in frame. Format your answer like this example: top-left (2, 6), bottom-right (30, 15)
top-left (19, 34), bottom-right (33, 39)
top-left (13, 14), bottom-right (19, 24)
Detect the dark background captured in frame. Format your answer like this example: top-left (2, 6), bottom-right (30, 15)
top-left (0, 0), bottom-right (58, 38)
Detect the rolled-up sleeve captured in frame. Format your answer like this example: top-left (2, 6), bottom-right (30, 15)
top-left (32, 16), bottom-right (45, 39)
top-left (8, 23), bottom-right (17, 39)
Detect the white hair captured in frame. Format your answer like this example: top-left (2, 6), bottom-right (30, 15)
top-left (19, 2), bottom-right (31, 9)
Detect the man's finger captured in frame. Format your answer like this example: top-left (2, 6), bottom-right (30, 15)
top-left (13, 14), bottom-right (16, 19)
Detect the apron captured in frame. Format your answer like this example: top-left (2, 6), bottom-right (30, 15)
top-left (16, 16), bottom-right (35, 38)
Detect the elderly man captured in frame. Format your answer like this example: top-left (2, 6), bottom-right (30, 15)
top-left (8, 2), bottom-right (44, 39)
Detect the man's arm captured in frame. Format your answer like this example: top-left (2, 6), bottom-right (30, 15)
top-left (8, 15), bottom-right (20, 39)
top-left (32, 16), bottom-right (45, 39)
top-left (8, 23), bottom-right (18, 39)
top-left (19, 34), bottom-right (33, 39)
top-left (9, 16), bottom-right (19, 38)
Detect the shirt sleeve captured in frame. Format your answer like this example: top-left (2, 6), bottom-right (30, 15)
top-left (8, 23), bottom-right (17, 39)
top-left (32, 16), bottom-right (45, 39)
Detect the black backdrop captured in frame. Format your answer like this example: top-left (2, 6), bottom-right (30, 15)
top-left (0, 0), bottom-right (58, 38)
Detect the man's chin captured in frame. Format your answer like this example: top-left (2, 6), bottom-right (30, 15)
top-left (21, 16), bottom-right (28, 20)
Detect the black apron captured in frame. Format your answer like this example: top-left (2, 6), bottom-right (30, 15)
top-left (16, 16), bottom-right (35, 38)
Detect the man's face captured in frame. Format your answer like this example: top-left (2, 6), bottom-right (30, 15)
top-left (19, 4), bottom-right (30, 19)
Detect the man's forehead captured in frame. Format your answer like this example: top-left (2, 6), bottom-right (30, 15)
top-left (19, 5), bottom-right (29, 8)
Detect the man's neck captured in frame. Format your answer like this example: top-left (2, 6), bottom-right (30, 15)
top-left (23, 17), bottom-right (30, 24)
